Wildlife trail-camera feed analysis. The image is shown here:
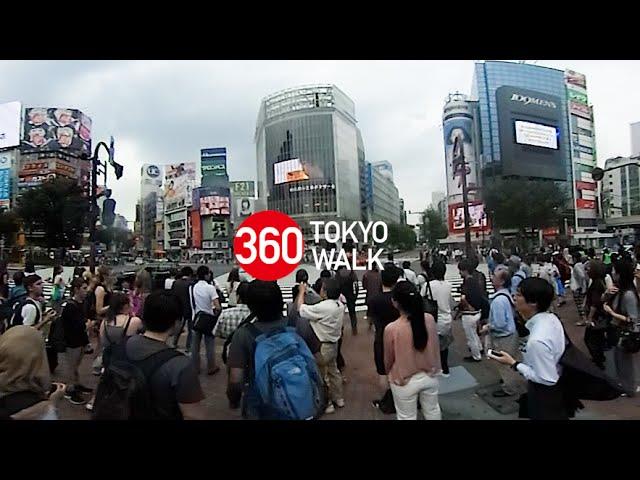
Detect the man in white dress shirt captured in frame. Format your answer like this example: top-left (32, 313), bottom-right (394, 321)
top-left (491, 277), bottom-right (568, 420)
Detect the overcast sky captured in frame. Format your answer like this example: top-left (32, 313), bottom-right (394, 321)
top-left (2, 60), bottom-right (639, 225)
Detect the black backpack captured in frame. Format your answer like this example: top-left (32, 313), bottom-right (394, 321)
top-left (92, 338), bottom-right (181, 420)
top-left (0, 391), bottom-right (46, 420)
top-left (493, 292), bottom-right (530, 337)
top-left (558, 325), bottom-right (624, 401)
top-left (101, 316), bottom-right (133, 369)
top-left (8, 297), bottom-right (40, 329)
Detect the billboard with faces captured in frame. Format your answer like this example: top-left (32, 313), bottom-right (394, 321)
top-left (21, 107), bottom-right (92, 156)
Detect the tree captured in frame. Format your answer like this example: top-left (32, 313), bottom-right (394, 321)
top-left (17, 177), bottom-right (89, 249)
top-left (386, 223), bottom-right (416, 251)
top-left (97, 226), bottom-right (134, 251)
top-left (483, 177), bottom-right (566, 249)
top-left (422, 208), bottom-right (448, 247)
top-left (0, 210), bottom-right (19, 239)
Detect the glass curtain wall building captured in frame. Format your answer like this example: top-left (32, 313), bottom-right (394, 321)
top-left (471, 60), bottom-right (598, 232)
top-left (255, 85), bottom-right (362, 242)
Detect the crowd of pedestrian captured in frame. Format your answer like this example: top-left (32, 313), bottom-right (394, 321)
top-left (0, 243), bottom-right (636, 420)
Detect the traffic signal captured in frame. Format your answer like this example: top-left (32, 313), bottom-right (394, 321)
top-left (113, 161), bottom-right (124, 180)
top-left (102, 198), bottom-right (116, 227)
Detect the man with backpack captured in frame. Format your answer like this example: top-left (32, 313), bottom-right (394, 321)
top-left (9, 275), bottom-right (56, 330)
top-left (92, 291), bottom-right (205, 420)
top-left (296, 277), bottom-right (345, 414)
top-left (482, 266), bottom-right (524, 398)
top-left (226, 280), bottom-right (324, 420)
top-left (508, 256), bottom-right (527, 296)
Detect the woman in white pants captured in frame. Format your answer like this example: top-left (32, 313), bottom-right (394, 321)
top-left (384, 281), bottom-right (442, 420)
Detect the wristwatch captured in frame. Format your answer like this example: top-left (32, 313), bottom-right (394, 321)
top-left (511, 361), bottom-right (520, 371)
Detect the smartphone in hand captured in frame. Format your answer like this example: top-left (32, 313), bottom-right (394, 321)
top-left (487, 349), bottom-right (504, 359)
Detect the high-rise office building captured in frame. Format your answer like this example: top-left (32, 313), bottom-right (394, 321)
top-left (470, 61), bottom-right (598, 234)
top-left (631, 122), bottom-right (640, 157)
top-left (255, 84), bottom-right (362, 242)
top-left (368, 161), bottom-right (401, 226)
top-left (139, 164), bottom-right (163, 252)
top-left (602, 155), bottom-right (640, 221)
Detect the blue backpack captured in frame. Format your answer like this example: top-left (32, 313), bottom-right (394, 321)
top-left (246, 325), bottom-right (324, 420)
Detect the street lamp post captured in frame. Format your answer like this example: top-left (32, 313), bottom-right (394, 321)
top-left (86, 139), bottom-right (122, 274)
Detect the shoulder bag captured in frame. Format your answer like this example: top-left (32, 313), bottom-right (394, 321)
top-left (190, 284), bottom-right (219, 335)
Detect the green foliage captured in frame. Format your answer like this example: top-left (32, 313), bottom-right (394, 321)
top-left (422, 208), bottom-right (448, 247)
top-left (0, 211), bottom-right (19, 241)
top-left (386, 223), bottom-right (416, 251)
top-left (483, 178), bottom-right (566, 234)
top-left (17, 177), bottom-right (89, 248)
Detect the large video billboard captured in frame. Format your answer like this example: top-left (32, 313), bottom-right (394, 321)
top-left (192, 186), bottom-right (231, 215)
top-left (496, 86), bottom-right (565, 181)
top-left (448, 202), bottom-right (488, 233)
top-left (274, 158), bottom-right (310, 184)
top-left (21, 107), bottom-right (92, 156)
top-left (0, 101), bottom-right (21, 149)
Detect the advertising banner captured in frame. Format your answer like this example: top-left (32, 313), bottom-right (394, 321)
top-left (212, 221), bottom-right (229, 238)
top-left (567, 88), bottom-right (588, 105)
top-left (235, 197), bottom-right (255, 217)
top-left (443, 116), bottom-right (478, 199)
top-left (164, 162), bottom-right (196, 207)
top-left (230, 181), bottom-right (256, 197)
top-left (192, 186), bottom-right (231, 215)
top-left (576, 199), bottom-right (596, 209)
top-left (0, 151), bottom-right (13, 209)
top-left (21, 107), bottom-right (91, 156)
top-left (191, 210), bottom-right (202, 249)
top-left (576, 117), bottom-right (593, 131)
top-left (201, 148), bottom-right (228, 187)
top-left (200, 195), bottom-right (230, 216)
top-left (141, 164), bottom-right (163, 197)
top-left (576, 181), bottom-right (596, 191)
top-left (570, 101), bottom-right (591, 119)
top-left (565, 70), bottom-right (587, 90)
top-left (0, 101), bottom-right (22, 149)
top-left (448, 202), bottom-right (488, 233)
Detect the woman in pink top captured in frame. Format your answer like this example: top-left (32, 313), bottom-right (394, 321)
top-left (384, 281), bottom-right (442, 420)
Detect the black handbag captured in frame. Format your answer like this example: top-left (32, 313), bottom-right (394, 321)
top-left (619, 329), bottom-right (640, 354)
top-left (611, 291), bottom-right (640, 354)
top-left (422, 281), bottom-right (438, 319)
top-left (190, 285), bottom-right (219, 335)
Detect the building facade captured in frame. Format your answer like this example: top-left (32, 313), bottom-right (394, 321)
top-left (369, 161), bottom-right (401, 226)
top-left (255, 85), bottom-right (362, 242)
top-left (631, 122), bottom-right (640, 157)
top-left (602, 156), bottom-right (640, 222)
top-left (442, 93), bottom-right (486, 240)
top-left (140, 164), bottom-right (163, 252)
top-left (163, 163), bottom-right (196, 259)
top-left (470, 60), bottom-right (598, 234)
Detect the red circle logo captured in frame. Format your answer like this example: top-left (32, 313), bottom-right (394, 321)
top-left (233, 210), bottom-right (305, 281)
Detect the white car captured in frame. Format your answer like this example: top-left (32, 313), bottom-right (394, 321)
top-left (134, 257), bottom-right (144, 266)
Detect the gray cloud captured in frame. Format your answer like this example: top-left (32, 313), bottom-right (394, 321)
top-left (2, 60), bottom-right (639, 224)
